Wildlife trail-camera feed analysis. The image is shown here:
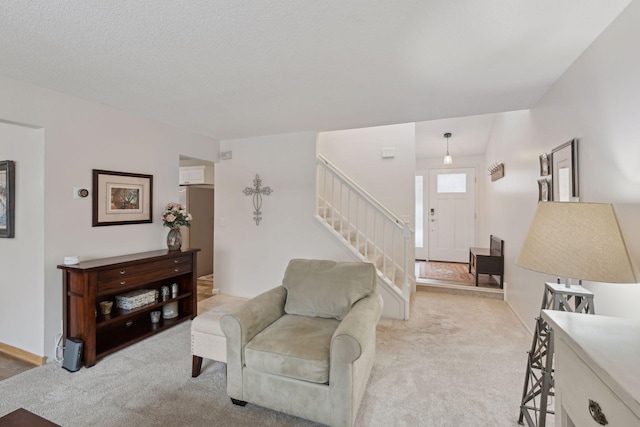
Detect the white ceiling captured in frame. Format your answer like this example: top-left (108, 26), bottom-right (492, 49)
top-left (0, 1), bottom-right (631, 143)
top-left (415, 113), bottom-right (498, 159)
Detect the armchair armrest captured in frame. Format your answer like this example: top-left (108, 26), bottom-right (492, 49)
top-left (331, 292), bottom-right (383, 364)
top-left (329, 292), bottom-right (383, 427)
top-left (221, 286), bottom-right (287, 346)
top-left (221, 285), bottom-right (287, 399)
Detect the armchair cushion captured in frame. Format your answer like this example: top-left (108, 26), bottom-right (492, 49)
top-left (245, 314), bottom-right (340, 384)
top-left (283, 259), bottom-right (376, 320)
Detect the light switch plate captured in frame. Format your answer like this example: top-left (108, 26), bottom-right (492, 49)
top-left (381, 148), bottom-right (395, 159)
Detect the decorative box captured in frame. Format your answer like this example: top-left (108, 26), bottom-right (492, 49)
top-left (115, 289), bottom-right (156, 310)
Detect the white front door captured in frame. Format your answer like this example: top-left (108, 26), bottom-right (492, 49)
top-left (427, 168), bottom-right (476, 262)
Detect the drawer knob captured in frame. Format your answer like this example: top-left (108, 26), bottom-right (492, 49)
top-left (120, 270), bottom-right (126, 275)
top-left (174, 259), bottom-right (179, 264)
top-left (174, 268), bottom-right (179, 272)
top-left (588, 399), bottom-right (608, 425)
top-left (120, 280), bottom-right (126, 285)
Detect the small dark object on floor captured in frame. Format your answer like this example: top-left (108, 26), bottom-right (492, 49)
top-left (231, 398), bottom-right (247, 406)
top-left (0, 408), bottom-right (61, 426)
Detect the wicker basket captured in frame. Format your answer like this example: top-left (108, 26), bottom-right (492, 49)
top-left (115, 289), bottom-right (156, 310)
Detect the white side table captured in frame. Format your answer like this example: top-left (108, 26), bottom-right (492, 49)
top-left (542, 310), bottom-right (640, 426)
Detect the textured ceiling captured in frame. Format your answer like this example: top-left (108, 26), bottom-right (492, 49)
top-left (0, 1), bottom-right (631, 141)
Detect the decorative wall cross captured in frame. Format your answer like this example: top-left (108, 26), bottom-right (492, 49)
top-left (243, 174), bottom-right (273, 225)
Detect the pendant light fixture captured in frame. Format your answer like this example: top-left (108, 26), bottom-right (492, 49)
top-left (443, 132), bottom-right (453, 165)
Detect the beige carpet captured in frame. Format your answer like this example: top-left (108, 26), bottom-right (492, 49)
top-left (0, 292), bottom-right (539, 426)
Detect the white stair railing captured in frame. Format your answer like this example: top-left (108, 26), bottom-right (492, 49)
top-left (316, 154), bottom-right (412, 318)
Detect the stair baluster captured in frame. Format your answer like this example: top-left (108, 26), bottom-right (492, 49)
top-left (315, 154), bottom-right (412, 319)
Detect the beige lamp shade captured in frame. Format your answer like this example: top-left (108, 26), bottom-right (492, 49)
top-left (516, 202), bottom-right (637, 283)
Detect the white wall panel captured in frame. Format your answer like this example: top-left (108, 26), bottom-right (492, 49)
top-left (485, 1), bottom-right (640, 328)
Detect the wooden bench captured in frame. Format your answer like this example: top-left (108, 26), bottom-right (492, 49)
top-left (469, 235), bottom-right (504, 288)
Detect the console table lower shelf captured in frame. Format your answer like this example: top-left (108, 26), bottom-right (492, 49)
top-left (58, 248), bottom-right (200, 367)
top-left (96, 312), bottom-right (192, 359)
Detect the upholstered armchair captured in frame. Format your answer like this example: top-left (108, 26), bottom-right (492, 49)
top-left (220, 259), bottom-right (383, 427)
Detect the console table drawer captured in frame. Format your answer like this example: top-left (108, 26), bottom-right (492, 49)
top-left (97, 263), bottom-right (192, 293)
top-left (97, 256), bottom-right (191, 282)
top-left (556, 340), bottom-right (640, 426)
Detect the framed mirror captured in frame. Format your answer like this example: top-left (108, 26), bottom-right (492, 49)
top-left (551, 139), bottom-right (578, 202)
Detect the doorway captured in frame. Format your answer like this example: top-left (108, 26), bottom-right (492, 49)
top-left (415, 168), bottom-right (476, 263)
top-left (178, 156), bottom-right (215, 279)
top-left (181, 186), bottom-right (214, 277)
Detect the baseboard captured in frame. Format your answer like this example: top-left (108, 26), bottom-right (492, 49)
top-left (0, 341), bottom-right (47, 366)
top-left (505, 299), bottom-right (534, 336)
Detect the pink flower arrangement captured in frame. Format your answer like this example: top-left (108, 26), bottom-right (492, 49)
top-left (161, 202), bottom-right (192, 228)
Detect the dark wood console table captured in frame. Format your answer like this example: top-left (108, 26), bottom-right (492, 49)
top-left (469, 235), bottom-right (504, 288)
top-left (58, 249), bottom-right (199, 367)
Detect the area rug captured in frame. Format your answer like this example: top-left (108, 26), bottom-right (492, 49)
top-left (418, 261), bottom-right (475, 283)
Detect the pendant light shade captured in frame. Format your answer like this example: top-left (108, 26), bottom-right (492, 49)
top-left (443, 132), bottom-right (453, 165)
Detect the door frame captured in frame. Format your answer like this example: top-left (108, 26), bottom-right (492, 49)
top-left (415, 165), bottom-right (479, 262)
top-left (415, 171), bottom-right (428, 261)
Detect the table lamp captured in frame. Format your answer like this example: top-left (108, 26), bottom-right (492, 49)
top-left (516, 202), bottom-right (637, 427)
top-left (516, 202), bottom-right (637, 286)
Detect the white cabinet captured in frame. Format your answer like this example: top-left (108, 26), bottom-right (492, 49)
top-left (542, 310), bottom-right (640, 427)
top-left (179, 165), bottom-right (214, 185)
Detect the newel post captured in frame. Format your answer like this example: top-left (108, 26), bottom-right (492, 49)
top-left (402, 221), bottom-right (412, 320)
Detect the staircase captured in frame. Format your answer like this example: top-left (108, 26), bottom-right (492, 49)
top-left (315, 154), bottom-right (412, 320)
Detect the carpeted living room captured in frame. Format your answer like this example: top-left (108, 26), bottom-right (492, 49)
top-left (0, 288), bottom-right (531, 426)
top-left (2, 2), bottom-right (640, 427)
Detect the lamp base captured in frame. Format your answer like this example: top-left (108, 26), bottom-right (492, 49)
top-left (518, 282), bottom-right (595, 426)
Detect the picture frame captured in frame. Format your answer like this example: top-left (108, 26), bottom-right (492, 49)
top-left (92, 169), bottom-right (153, 226)
top-left (551, 139), bottom-right (579, 202)
top-left (537, 177), bottom-right (551, 202)
top-left (0, 160), bottom-right (15, 238)
top-left (539, 153), bottom-right (550, 176)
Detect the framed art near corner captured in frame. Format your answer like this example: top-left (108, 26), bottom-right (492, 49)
top-left (539, 153), bottom-right (550, 176)
top-left (537, 177), bottom-right (551, 202)
top-left (92, 169), bottom-right (153, 226)
top-left (551, 139), bottom-right (579, 202)
top-left (0, 160), bottom-right (15, 238)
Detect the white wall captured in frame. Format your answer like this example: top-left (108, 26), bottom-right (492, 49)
top-left (215, 132), bottom-right (355, 298)
top-left (0, 75), bottom-right (218, 360)
top-left (484, 1), bottom-right (640, 329)
top-left (0, 122), bottom-right (45, 355)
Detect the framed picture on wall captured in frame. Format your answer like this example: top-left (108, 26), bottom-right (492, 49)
top-left (537, 177), bottom-right (551, 202)
top-left (0, 160), bottom-right (15, 238)
top-left (551, 139), bottom-right (579, 202)
top-left (92, 169), bottom-right (153, 226)
top-left (539, 153), bottom-right (550, 176)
